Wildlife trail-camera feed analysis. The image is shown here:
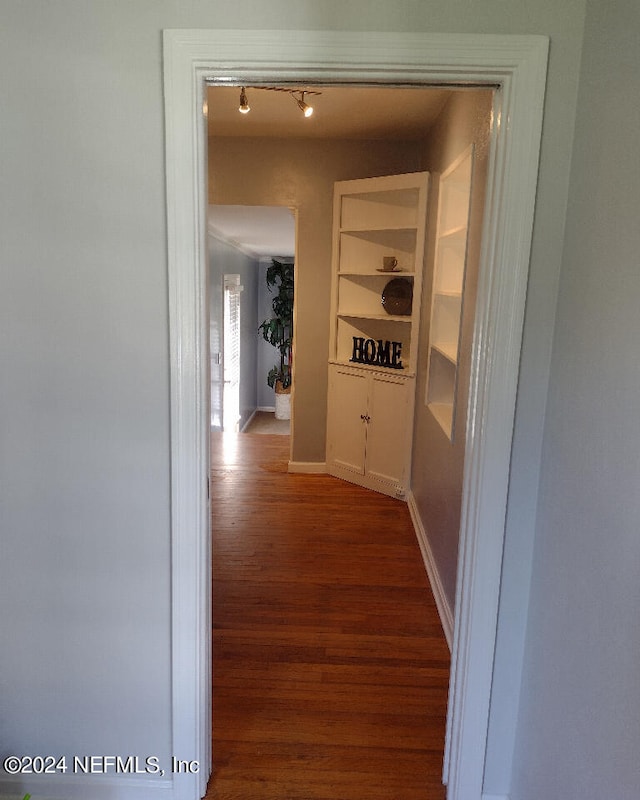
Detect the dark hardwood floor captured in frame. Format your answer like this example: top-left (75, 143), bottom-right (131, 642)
top-left (206, 432), bottom-right (449, 800)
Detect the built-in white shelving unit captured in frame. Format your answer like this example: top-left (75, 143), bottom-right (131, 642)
top-left (327, 171), bottom-right (429, 498)
top-left (425, 147), bottom-right (474, 440)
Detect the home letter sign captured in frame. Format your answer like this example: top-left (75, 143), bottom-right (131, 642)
top-left (350, 337), bottom-right (403, 369)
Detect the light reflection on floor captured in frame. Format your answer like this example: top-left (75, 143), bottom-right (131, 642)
top-left (221, 431), bottom-right (239, 466)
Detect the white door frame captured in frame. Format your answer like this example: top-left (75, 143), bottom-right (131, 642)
top-left (163, 30), bottom-right (548, 800)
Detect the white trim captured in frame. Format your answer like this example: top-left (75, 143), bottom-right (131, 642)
top-left (260, 255), bottom-right (294, 265)
top-left (444, 38), bottom-right (548, 799)
top-left (0, 775), bottom-right (173, 800)
top-left (328, 461), bottom-right (409, 499)
top-left (407, 491), bottom-right (454, 652)
top-left (207, 219), bottom-right (262, 259)
top-left (240, 408), bottom-right (258, 432)
top-left (162, 29), bottom-right (548, 800)
top-left (163, 30), bottom-right (211, 800)
top-left (288, 461), bottom-right (327, 474)
top-left (483, 794), bottom-right (510, 800)
top-left (257, 404), bottom-right (276, 412)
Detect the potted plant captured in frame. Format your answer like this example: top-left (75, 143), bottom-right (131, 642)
top-left (258, 258), bottom-right (294, 420)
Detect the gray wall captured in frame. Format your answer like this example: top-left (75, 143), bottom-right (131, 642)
top-left (208, 235), bottom-right (259, 431)
top-left (509, 1), bottom-right (640, 797)
top-left (0, 0), bottom-right (595, 796)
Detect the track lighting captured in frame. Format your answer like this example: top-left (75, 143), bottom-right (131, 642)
top-left (236, 86), bottom-right (320, 118)
top-left (238, 87), bottom-right (250, 114)
top-left (294, 91), bottom-right (314, 118)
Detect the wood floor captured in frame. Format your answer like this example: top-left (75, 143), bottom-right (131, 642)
top-left (206, 432), bottom-right (450, 800)
top-left (242, 410), bottom-right (291, 435)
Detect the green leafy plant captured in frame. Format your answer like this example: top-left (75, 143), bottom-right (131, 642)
top-left (258, 259), bottom-right (294, 390)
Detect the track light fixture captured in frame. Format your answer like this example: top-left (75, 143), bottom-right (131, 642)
top-left (293, 91), bottom-right (314, 117)
top-left (236, 86), bottom-right (321, 118)
top-left (238, 87), bottom-right (250, 114)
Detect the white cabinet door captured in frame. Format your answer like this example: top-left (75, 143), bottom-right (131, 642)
top-left (366, 374), bottom-right (410, 486)
top-left (327, 364), bottom-right (413, 496)
top-left (327, 366), bottom-right (368, 475)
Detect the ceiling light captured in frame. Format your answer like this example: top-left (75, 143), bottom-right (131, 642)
top-left (235, 86), bottom-right (320, 118)
top-left (294, 91), bottom-right (314, 117)
top-left (238, 87), bottom-right (250, 114)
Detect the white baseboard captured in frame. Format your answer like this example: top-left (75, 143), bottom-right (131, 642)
top-left (0, 774), bottom-right (173, 799)
top-left (482, 794), bottom-right (510, 800)
top-left (288, 461), bottom-right (327, 474)
top-left (257, 405), bottom-right (276, 412)
top-left (327, 463), bottom-right (406, 500)
top-left (240, 408), bottom-right (257, 432)
top-left (406, 490), bottom-right (454, 652)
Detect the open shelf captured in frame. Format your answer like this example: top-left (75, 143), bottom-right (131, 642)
top-left (427, 402), bottom-right (454, 436)
top-left (426, 348), bottom-right (457, 438)
top-left (339, 270), bottom-right (416, 277)
top-left (330, 173), bottom-right (429, 378)
top-left (335, 315), bottom-right (414, 370)
top-left (338, 313), bottom-right (413, 322)
top-left (425, 147), bottom-right (474, 441)
top-left (338, 229), bottom-right (417, 274)
top-left (431, 341), bottom-right (458, 363)
top-left (340, 187), bottom-right (421, 230)
top-left (338, 273), bottom-right (414, 319)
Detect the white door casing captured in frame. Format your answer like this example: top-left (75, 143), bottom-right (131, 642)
top-left (163, 30), bottom-right (548, 800)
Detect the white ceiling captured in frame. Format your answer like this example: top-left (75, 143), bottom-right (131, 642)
top-left (207, 84), bottom-right (453, 258)
top-left (208, 205), bottom-right (295, 258)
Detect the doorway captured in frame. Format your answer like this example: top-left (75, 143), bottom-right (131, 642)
top-left (163, 29), bottom-right (548, 800)
top-left (208, 205), bottom-right (296, 435)
top-left (206, 78), bottom-right (490, 791)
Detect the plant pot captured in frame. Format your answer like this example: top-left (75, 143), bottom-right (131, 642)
top-left (274, 381), bottom-right (291, 421)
